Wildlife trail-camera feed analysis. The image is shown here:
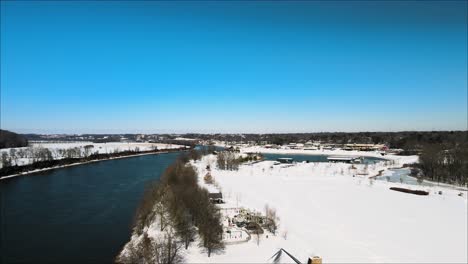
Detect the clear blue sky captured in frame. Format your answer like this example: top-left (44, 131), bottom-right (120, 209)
top-left (1, 1), bottom-right (467, 134)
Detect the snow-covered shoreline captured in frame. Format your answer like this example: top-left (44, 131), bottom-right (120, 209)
top-left (0, 142), bottom-right (188, 180)
top-left (185, 153), bottom-right (467, 263)
top-left (0, 150), bottom-right (179, 181)
top-left (0, 142), bottom-right (184, 167)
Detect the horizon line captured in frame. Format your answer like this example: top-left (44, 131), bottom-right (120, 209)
top-left (3, 128), bottom-right (467, 135)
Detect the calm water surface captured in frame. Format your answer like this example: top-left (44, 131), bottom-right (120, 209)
top-left (1, 152), bottom-right (181, 264)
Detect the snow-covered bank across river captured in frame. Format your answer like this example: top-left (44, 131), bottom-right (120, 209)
top-left (0, 142), bottom-right (184, 168)
top-left (0, 142), bottom-right (188, 179)
top-left (186, 155), bottom-right (467, 263)
top-left (0, 150), bottom-right (181, 180)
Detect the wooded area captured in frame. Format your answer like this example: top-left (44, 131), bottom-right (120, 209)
top-left (416, 142), bottom-right (468, 186)
top-left (189, 131), bottom-right (467, 149)
top-left (120, 149), bottom-right (223, 263)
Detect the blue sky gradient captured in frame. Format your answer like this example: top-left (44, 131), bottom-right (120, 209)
top-left (1, 1), bottom-right (467, 133)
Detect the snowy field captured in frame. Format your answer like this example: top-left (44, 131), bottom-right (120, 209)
top-left (0, 142), bottom-right (184, 168)
top-left (186, 154), bottom-right (467, 263)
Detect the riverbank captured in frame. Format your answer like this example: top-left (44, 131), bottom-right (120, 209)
top-left (0, 147), bottom-right (190, 180)
top-left (0, 142), bottom-right (184, 167)
top-left (1, 150), bottom-right (183, 264)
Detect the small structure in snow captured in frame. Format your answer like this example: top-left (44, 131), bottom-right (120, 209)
top-left (308, 256), bottom-right (322, 264)
top-left (277, 158), bottom-right (293, 164)
top-left (208, 192), bottom-right (223, 203)
top-left (327, 156), bottom-right (361, 164)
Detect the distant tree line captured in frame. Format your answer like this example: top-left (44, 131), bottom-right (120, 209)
top-left (415, 142), bottom-right (468, 186)
top-left (21, 133), bottom-right (198, 146)
top-left (92, 136), bottom-right (123, 143)
top-left (19, 131), bottom-right (467, 150)
top-left (0, 129), bottom-right (28, 149)
top-left (120, 149), bottom-right (223, 263)
top-left (188, 131), bottom-right (467, 149)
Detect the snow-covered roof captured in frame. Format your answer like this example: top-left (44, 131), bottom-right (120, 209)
top-left (269, 248), bottom-right (302, 264)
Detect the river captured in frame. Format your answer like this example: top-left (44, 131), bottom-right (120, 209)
top-left (0, 152), bottom-right (182, 263)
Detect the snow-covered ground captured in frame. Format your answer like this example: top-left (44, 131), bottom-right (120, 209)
top-left (241, 146), bottom-right (419, 165)
top-left (0, 142), bottom-right (184, 168)
top-left (186, 154), bottom-right (467, 263)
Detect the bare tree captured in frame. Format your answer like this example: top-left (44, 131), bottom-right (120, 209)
top-left (173, 206), bottom-right (195, 249)
top-left (84, 145), bottom-right (94, 157)
top-left (198, 205), bottom-right (224, 257)
top-left (255, 229), bottom-right (261, 246)
top-left (1, 152), bottom-right (11, 167)
top-left (118, 232), bottom-right (183, 264)
top-left (217, 152), bottom-right (226, 170)
top-left (264, 204), bottom-right (279, 235)
top-left (9, 149), bottom-right (17, 165)
top-left (117, 239), bottom-right (144, 263)
top-left (163, 232), bottom-right (184, 264)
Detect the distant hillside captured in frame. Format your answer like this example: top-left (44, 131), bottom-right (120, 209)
top-left (0, 129), bottom-right (28, 149)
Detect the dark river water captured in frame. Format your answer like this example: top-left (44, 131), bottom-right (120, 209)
top-left (0, 152), bottom-right (181, 264)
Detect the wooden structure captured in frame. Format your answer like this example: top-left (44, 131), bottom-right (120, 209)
top-left (208, 192), bottom-right (224, 203)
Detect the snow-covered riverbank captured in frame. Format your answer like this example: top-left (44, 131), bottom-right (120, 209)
top-left (186, 154), bottom-right (467, 263)
top-left (0, 142), bottom-right (184, 168)
top-left (0, 150), bottom-right (181, 180)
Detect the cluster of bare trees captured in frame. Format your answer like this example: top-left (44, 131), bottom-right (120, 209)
top-left (122, 232), bottom-right (184, 264)
top-left (216, 151), bottom-right (240, 170)
top-left (418, 143), bottom-right (468, 186)
top-left (0, 145), bottom-right (153, 168)
top-left (264, 204), bottom-right (279, 235)
top-left (124, 151), bottom-right (224, 263)
top-left (178, 146), bottom-right (216, 164)
top-left (1, 147), bottom-right (54, 167)
top-left (216, 152), bottom-right (262, 171)
top-left (0, 146), bottom-right (95, 167)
